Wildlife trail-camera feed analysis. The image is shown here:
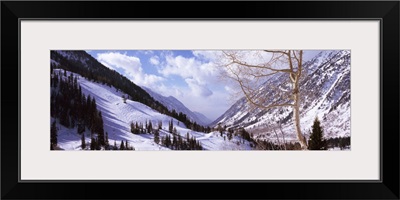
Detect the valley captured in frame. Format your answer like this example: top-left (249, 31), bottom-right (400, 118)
top-left (50, 50), bottom-right (351, 151)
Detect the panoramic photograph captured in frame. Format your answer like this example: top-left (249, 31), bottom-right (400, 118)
top-left (50, 50), bottom-right (350, 151)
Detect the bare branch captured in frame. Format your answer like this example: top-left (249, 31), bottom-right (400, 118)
top-left (292, 51), bottom-right (301, 65)
top-left (223, 50), bottom-right (292, 73)
top-left (230, 59), bottom-right (292, 73)
top-left (264, 50), bottom-right (289, 55)
top-left (218, 50), bottom-right (307, 149)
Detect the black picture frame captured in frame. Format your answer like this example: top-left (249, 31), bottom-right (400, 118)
top-left (1, 1), bottom-right (399, 199)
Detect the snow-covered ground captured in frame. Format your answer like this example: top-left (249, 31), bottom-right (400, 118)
top-left (328, 147), bottom-right (350, 151)
top-left (54, 70), bottom-right (252, 150)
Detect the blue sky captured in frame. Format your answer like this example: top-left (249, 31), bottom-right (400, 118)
top-left (86, 50), bottom-right (320, 121)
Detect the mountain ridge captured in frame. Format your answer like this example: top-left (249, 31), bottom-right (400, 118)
top-left (211, 50), bottom-right (351, 141)
top-left (51, 50), bottom-right (209, 128)
top-left (143, 87), bottom-right (212, 126)
top-left (52, 69), bottom-right (252, 150)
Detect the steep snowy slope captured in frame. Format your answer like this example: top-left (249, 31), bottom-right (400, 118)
top-left (212, 50), bottom-right (351, 141)
top-left (144, 87), bottom-right (212, 126)
top-left (54, 70), bottom-right (252, 150)
top-left (51, 50), bottom-right (178, 123)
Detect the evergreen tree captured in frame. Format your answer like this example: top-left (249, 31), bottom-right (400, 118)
top-left (95, 138), bottom-right (101, 150)
top-left (96, 111), bottom-right (105, 146)
top-left (147, 120), bottom-right (153, 134)
top-left (130, 122), bottom-right (135, 134)
top-left (165, 135), bottom-right (171, 147)
top-left (71, 117), bottom-right (76, 128)
top-left (90, 137), bottom-right (96, 150)
top-left (227, 131), bottom-right (233, 141)
top-left (338, 137), bottom-right (351, 150)
top-left (172, 135), bottom-right (177, 149)
top-left (169, 119), bottom-right (173, 133)
top-left (339, 139), bottom-right (345, 150)
top-left (77, 123), bottom-right (85, 134)
top-left (177, 134), bottom-right (183, 150)
top-left (51, 120), bottom-right (58, 147)
top-left (154, 129), bottom-right (160, 144)
top-left (308, 117), bottom-right (326, 150)
top-left (158, 120), bottom-right (162, 129)
top-left (105, 132), bottom-right (109, 147)
top-left (114, 141), bottom-right (118, 150)
top-left (120, 140), bottom-right (125, 150)
top-left (59, 109), bottom-right (70, 127)
top-left (217, 124), bottom-right (223, 134)
top-left (81, 133), bottom-right (86, 149)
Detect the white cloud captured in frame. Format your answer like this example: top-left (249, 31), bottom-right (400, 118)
top-left (192, 50), bottom-right (221, 62)
top-left (185, 78), bottom-right (213, 97)
top-left (224, 86), bottom-right (234, 93)
top-left (149, 55), bottom-right (160, 65)
top-left (97, 52), bottom-right (142, 76)
top-left (154, 52), bottom-right (235, 119)
top-left (96, 52), bottom-right (164, 88)
top-left (153, 84), bottom-right (184, 98)
top-left (176, 87), bottom-right (231, 121)
top-left (159, 55), bottom-right (218, 85)
top-left (141, 50), bottom-right (154, 55)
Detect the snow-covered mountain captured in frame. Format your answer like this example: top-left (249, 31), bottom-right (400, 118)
top-left (144, 87), bottom-right (212, 126)
top-left (50, 50), bottom-right (253, 150)
top-left (212, 50), bottom-right (351, 141)
top-left (51, 50), bottom-right (350, 150)
top-left (54, 70), bottom-right (253, 150)
top-left (52, 50), bottom-right (212, 127)
top-left (51, 50), bottom-right (93, 69)
top-left (193, 112), bottom-right (212, 125)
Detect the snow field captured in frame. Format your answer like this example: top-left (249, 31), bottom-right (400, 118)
top-left (55, 70), bottom-right (252, 150)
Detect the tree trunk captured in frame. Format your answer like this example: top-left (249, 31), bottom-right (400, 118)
top-left (293, 90), bottom-right (308, 149)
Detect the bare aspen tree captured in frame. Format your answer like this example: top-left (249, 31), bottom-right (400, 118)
top-left (219, 50), bottom-right (308, 149)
